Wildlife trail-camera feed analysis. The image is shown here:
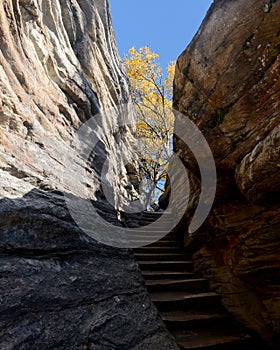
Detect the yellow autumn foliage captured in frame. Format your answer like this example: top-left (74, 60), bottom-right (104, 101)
top-left (123, 46), bottom-right (175, 206)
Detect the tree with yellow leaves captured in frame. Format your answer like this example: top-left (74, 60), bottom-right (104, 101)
top-left (123, 46), bottom-right (175, 208)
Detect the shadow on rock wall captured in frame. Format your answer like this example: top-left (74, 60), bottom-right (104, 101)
top-left (0, 188), bottom-right (179, 350)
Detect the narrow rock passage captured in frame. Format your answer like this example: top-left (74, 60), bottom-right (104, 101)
top-left (133, 211), bottom-right (263, 350)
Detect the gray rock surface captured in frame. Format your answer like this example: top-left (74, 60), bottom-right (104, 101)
top-left (0, 0), bottom-right (178, 349)
top-left (0, 189), bottom-right (177, 349)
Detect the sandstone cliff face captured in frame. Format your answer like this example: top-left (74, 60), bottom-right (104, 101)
top-left (173, 0), bottom-right (280, 346)
top-left (0, 0), bottom-right (136, 203)
top-left (0, 1), bottom-right (178, 349)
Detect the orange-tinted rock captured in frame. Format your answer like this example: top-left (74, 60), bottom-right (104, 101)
top-left (173, 0), bottom-right (280, 346)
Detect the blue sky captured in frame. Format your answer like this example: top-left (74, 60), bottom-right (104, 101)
top-left (110, 0), bottom-right (213, 69)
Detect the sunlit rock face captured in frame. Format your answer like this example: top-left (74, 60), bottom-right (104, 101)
top-left (173, 0), bottom-right (280, 346)
top-left (0, 1), bottom-right (179, 349)
top-left (0, 0), bottom-right (137, 204)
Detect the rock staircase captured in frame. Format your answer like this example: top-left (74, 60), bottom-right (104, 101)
top-left (133, 211), bottom-right (263, 350)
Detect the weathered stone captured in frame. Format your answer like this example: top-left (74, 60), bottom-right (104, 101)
top-left (0, 0), bottom-right (137, 204)
top-left (0, 189), bottom-right (178, 349)
top-left (0, 0), bottom-right (178, 349)
top-left (172, 0), bottom-right (280, 347)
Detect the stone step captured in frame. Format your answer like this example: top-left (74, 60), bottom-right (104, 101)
top-left (155, 236), bottom-right (181, 243)
top-left (139, 225), bottom-right (173, 231)
top-left (133, 212), bottom-right (258, 350)
top-left (126, 228), bottom-right (176, 235)
top-left (126, 239), bottom-right (162, 246)
top-left (128, 238), bottom-right (179, 247)
top-left (151, 291), bottom-right (220, 312)
top-left (139, 214), bottom-right (172, 219)
top-left (140, 213), bottom-right (173, 223)
top-left (126, 231), bottom-right (173, 237)
top-left (145, 278), bottom-right (209, 292)
top-left (134, 252), bottom-right (188, 261)
top-left (138, 221), bottom-right (173, 227)
top-left (141, 211), bottom-right (171, 217)
top-left (137, 224), bottom-right (174, 231)
top-left (127, 233), bottom-right (176, 242)
top-left (174, 328), bottom-right (253, 350)
top-left (139, 219), bottom-right (173, 225)
top-left (142, 239), bottom-right (181, 247)
top-left (134, 246), bottom-right (185, 254)
top-left (161, 310), bottom-right (229, 328)
top-left (140, 214), bottom-right (164, 219)
top-left (141, 271), bottom-right (198, 280)
top-left (126, 236), bottom-right (172, 244)
top-left (137, 260), bottom-right (193, 271)
top-left (157, 234), bottom-right (178, 241)
top-left (139, 216), bottom-right (172, 224)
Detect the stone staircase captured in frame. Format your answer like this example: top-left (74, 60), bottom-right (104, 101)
top-left (133, 211), bottom-right (263, 350)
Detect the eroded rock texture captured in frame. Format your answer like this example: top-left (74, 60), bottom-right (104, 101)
top-left (0, 1), bottom-right (178, 349)
top-left (0, 0), bottom-right (138, 204)
top-left (0, 189), bottom-right (178, 349)
top-left (172, 0), bottom-right (280, 347)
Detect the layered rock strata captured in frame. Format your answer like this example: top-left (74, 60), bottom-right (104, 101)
top-left (0, 0), bottom-right (178, 348)
top-left (172, 0), bottom-right (280, 347)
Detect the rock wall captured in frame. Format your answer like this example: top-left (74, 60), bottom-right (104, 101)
top-left (0, 1), bottom-right (178, 349)
top-left (0, 0), bottom-right (137, 204)
top-left (173, 0), bottom-right (280, 347)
